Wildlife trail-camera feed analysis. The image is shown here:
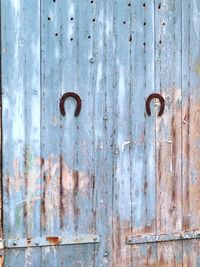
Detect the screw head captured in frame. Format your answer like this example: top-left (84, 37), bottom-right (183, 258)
top-left (93, 236), bottom-right (98, 242)
top-left (13, 240), bottom-right (17, 246)
top-left (103, 115), bottom-right (109, 122)
top-left (127, 238), bottom-right (132, 244)
top-left (104, 251), bottom-right (109, 257)
top-left (114, 148), bottom-right (119, 155)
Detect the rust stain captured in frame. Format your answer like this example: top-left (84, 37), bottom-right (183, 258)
top-left (0, 256), bottom-right (4, 267)
top-left (27, 237), bottom-right (32, 244)
top-left (156, 88), bottom-right (182, 234)
top-left (46, 236), bottom-right (62, 246)
top-left (59, 155), bottom-right (64, 229)
top-left (182, 93), bottom-right (200, 231)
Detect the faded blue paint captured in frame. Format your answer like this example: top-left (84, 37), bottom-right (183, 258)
top-left (1, 0), bottom-right (200, 266)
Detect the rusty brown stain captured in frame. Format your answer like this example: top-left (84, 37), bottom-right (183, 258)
top-left (182, 96), bottom-right (191, 230)
top-left (27, 237), bottom-right (32, 244)
top-left (59, 155), bottom-right (64, 229)
top-left (73, 170), bottom-right (80, 218)
top-left (46, 236), bottom-right (61, 246)
top-left (182, 94), bottom-right (200, 231)
top-left (41, 172), bottom-right (46, 228)
top-left (0, 256), bottom-right (4, 267)
top-left (156, 88), bottom-right (182, 234)
top-left (113, 217), bottom-right (132, 266)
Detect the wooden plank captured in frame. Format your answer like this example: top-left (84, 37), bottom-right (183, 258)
top-left (1, 0), bottom-right (42, 265)
top-left (131, 244), bottom-right (157, 267)
top-left (112, 0), bottom-right (132, 266)
top-left (4, 248), bottom-right (41, 267)
top-left (155, 0), bottom-right (183, 264)
top-left (2, 0), bottom-right (41, 238)
top-left (182, 0), bottom-right (200, 263)
top-left (40, 0), bottom-right (95, 265)
top-left (183, 240), bottom-right (200, 267)
top-left (130, 1), bottom-right (157, 266)
top-left (93, 0), bottom-right (114, 266)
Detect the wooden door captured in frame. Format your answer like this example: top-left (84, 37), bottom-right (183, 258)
top-left (1, 0), bottom-right (200, 266)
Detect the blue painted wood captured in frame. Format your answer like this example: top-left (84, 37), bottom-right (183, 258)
top-left (2, 0), bottom-right (42, 265)
top-left (129, 1), bottom-right (157, 265)
top-left (2, 0), bottom-right (200, 266)
top-left (182, 0), bottom-right (200, 265)
top-left (154, 0), bottom-right (183, 264)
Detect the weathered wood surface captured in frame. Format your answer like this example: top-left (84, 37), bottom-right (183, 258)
top-left (1, 0), bottom-right (200, 266)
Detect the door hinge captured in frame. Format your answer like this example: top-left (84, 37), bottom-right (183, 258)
top-left (0, 234), bottom-right (99, 249)
top-left (126, 230), bottom-right (200, 245)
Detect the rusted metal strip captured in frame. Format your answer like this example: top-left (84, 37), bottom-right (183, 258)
top-left (126, 230), bottom-right (200, 245)
top-left (0, 234), bottom-right (99, 249)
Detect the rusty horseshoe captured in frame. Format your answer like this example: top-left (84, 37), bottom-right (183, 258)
top-left (146, 93), bottom-right (165, 117)
top-left (60, 92), bottom-right (82, 117)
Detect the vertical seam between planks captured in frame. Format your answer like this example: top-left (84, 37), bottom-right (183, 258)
top-left (0, 0), bottom-right (4, 244)
top-left (39, 0), bottom-right (42, 264)
top-left (181, 0), bottom-right (183, 265)
top-left (91, 1), bottom-right (96, 266)
top-left (112, 0), bottom-right (116, 266)
top-left (153, 0), bottom-right (158, 265)
top-left (129, 1), bottom-right (133, 266)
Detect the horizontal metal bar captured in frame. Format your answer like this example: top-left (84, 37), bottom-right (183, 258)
top-left (126, 230), bottom-right (200, 245)
top-left (0, 234), bottom-right (99, 249)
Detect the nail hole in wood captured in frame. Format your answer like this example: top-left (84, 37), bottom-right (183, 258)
top-left (143, 3), bottom-right (146, 7)
top-left (55, 33), bottom-right (58, 36)
top-left (159, 40), bottom-right (162, 44)
top-left (93, 18), bottom-right (95, 22)
top-left (144, 22), bottom-right (146, 26)
top-left (123, 21), bottom-right (126, 24)
top-left (71, 17), bottom-right (74, 21)
top-left (70, 38), bottom-right (73, 41)
top-left (48, 17), bottom-right (51, 20)
top-left (128, 3), bottom-right (131, 7)
top-left (88, 35), bottom-right (91, 39)
top-left (158, 3), bottom-right (161, 9)
top-left (90, 1), bottom-right (94, 3)
top-left (129, 36), bottom-right (132, 42)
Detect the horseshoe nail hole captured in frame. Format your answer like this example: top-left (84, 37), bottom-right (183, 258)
top-left (158, 3), bottom-right (161, 9)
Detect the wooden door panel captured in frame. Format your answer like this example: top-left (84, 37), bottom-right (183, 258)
top-left (1, 0), bottom-right (200, 266)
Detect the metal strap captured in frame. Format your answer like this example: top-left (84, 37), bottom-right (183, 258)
top-left (126, 230), bottom-right (200, 245)
top-left (0, 234), bottom-right (99, 249)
